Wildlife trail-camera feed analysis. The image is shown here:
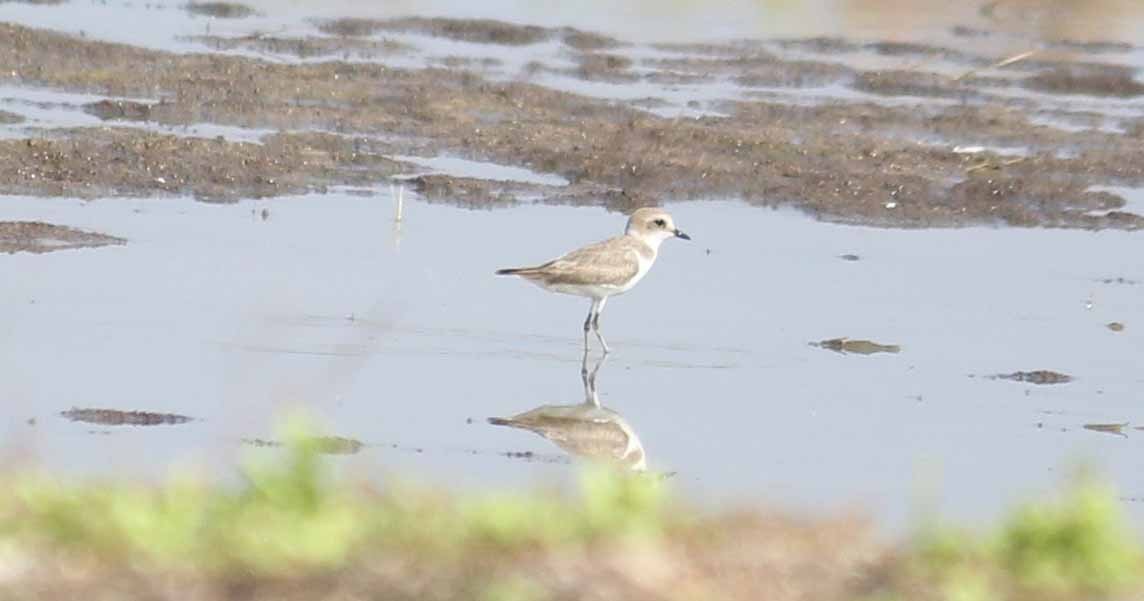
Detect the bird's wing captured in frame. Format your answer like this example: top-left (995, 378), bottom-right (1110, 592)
top-left (533, 237), bottom-right (643, 287)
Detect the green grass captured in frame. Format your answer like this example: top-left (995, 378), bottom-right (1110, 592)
top-left (0, 418), bottom-right (1141, 601)
top-left (0, 417), bottom-right (670, 573)
top-left (908, 473), bottom-right (1143, 600)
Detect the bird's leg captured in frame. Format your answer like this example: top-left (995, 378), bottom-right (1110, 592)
top-left (582, 300), bottom-right (596, 357)
top-left (592, 297), bottom-right (609, 355)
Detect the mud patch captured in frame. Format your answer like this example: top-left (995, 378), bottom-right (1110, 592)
top-left (2, 22), bottom-right (1144, 228)
top-left (315, 18), bottom-right (384, 37)
top-left (353, 17), bottom-right (548, 46)
top-left (438, 55), bottom-right (502, 69)
top-left (1023, 66), bottom-right (1144, 98)
top-left (191, 34), bottom-right (407, 60)
top-left (647, 54), bottom-right (851, 88)
top-left (573, 52), bottom-right (636, 82)
top-left (852, 71), bottom-right (980, 99)
top-left (317, 16), bottom-right (622, 51)
top-left (990, 370), bottom-right (1074, 385)
top-left (0, 110), bottom-right (24, 124)
top-left (60, 408), bottom-right (194, 426)
top-left (0, 129), bottom-right (403, 201)
top-left (406, 174), bottom-right (529, 207)
top-left (0, 221), bottom-right (125, 254)
top-left (562, 29), bottom-right (622, 51)
top-left (769, 37), bottom-right (861, 55)
top-left (183, 2), bottom-right (255, 19)
top-left (1047, 39), bottom-right (1135, 54)
top-left (811, 338), bottom-right (900, 355)
top-left (864, 41), bottom-right (984, 65)
top-left (403, 173), bottom-right (609, 209)
top-left (84, 99), bottom-right (153, 121)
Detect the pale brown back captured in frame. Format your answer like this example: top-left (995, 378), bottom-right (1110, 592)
top-left (509, 236), bottom-right (653, 287)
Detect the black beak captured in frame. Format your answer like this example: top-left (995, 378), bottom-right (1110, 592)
top-left (674, 229), bottom-right (691, 240)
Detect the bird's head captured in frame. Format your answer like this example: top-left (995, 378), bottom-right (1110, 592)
top-left (625, 207), bottom-right (690, 247)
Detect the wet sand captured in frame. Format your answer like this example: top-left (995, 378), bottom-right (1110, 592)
top-left (0, 14), bottom-right (1143, 231)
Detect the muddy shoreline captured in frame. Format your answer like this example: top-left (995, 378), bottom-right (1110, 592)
top-left (0, 220), bottom-right (125, 253)
top-left (0, 18), bottom-right (1143, 230)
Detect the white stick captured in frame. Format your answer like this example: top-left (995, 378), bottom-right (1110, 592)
top-left (394, 183), bottom-right (404, 223)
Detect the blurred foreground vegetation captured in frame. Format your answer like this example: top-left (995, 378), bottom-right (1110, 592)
top-left (0, 421), bottom-right (1140, 601)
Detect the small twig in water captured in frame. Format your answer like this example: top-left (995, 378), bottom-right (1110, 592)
top-left (955, 49), bottom-right (1038, 82)
top-left (966, 156), bottom-right (1026, 173)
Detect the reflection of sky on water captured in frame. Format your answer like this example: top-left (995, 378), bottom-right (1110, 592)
top-left (2, 194), bottom-right (1141, 531)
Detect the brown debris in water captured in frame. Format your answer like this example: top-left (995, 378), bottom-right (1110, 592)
top-left (60, 408), bottom-right (194, 426)
top-left (0, 110), bottom-right (24, 124)
top-left (242, 436), bottom-right (365, 455)
top-left (183, 1), bottom-right (255, 19)
top-left (991, 370), bottom-right (1074, 385)
top-left (0, 221), bottom-right (125, 254)
top-left (812, 338), bottom-right (900, 355)
top-left (500, 450), bottom-right (570, 465)
top-left (1083, 423), bottom-right (1129, 437)
top-left (1107, 322), bottom-right (1125, 332)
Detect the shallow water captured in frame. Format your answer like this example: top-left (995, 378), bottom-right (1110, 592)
top-left (391, 155), bottom-right (571, 186)
top-left (0, 84), bottom-right (274, 143)
top-left (4, 0), bottom-right (1144, 123)
top-left (2, 194), bottom-right (1141, 529)
top-left (8, 0), bottom-right (1139, 48)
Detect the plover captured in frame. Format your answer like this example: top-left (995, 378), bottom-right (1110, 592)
top-left (496, 207), bottom-right (690, 353)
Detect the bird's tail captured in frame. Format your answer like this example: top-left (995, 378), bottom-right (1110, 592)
top-left (487, 417), bottom-right (513, 426)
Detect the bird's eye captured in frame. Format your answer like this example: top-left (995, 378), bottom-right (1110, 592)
top-left (653, 219), bottom-right (666, 227)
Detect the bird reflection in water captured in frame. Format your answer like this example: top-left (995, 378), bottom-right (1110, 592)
top-left (488, 354), bottom-right (646, 471)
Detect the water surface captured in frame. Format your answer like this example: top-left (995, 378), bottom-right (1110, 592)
top-left (2, 194), bottom-right (1141, 529)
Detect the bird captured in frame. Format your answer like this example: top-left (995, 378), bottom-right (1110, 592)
top-left (495, 207), bottom-right (690, 354)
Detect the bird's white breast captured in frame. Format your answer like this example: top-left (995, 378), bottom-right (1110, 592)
top-left (614, 248), bottom-right (656, 293)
